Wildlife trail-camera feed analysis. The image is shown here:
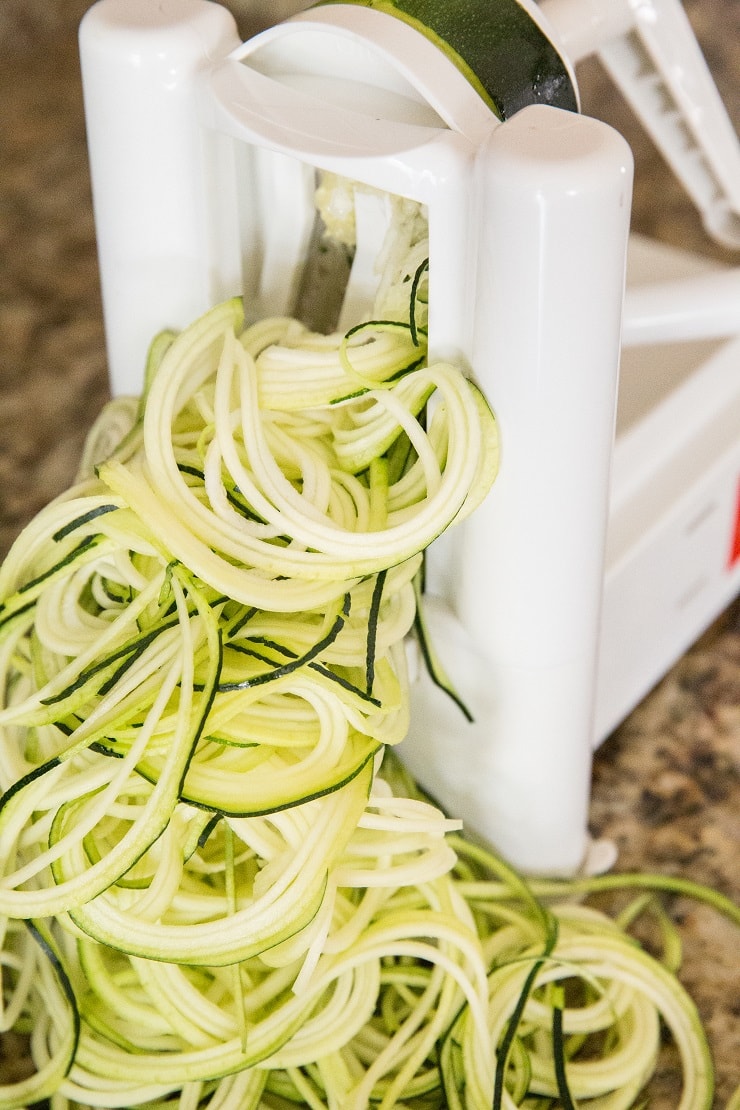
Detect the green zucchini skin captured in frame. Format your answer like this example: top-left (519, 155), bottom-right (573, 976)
top-left (315, 0), bottom-right (578, 119)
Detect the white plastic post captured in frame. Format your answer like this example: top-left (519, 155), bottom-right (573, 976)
top-left (78, 0), bottom-right (241, 395)
top-left (403, 106), bottom-right (633, 874)
top-left (623, 268), bottom-right (740, 346)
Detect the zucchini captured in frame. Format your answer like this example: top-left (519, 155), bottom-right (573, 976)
top-left (317, 0), bottom-right (578, 118)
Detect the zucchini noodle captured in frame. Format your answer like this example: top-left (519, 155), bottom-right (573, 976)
top-left (1, 184), bottom-right (737, 1109)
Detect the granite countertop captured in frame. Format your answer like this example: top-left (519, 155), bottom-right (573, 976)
top-left (1, 1), bottom-right (738, 1105)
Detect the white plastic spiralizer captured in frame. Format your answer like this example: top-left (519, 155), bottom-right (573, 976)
top-left (78, 0), bottom-right (740, 874)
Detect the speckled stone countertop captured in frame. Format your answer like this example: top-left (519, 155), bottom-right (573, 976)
top-left (1, 1), bottom-right (738, 1105)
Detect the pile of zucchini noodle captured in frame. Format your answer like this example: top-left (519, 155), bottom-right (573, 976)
top-left (0, 186), bottom-right (738, 1110)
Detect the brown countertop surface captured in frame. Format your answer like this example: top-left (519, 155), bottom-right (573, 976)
top-left (1, 1), bottom-right (738, 1105)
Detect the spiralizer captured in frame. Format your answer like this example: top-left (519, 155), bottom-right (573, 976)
top-left (78, 0), bottom-right (740, 874)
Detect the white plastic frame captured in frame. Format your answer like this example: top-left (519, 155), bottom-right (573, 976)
top-left (78, 0), bottom-right (738, 873)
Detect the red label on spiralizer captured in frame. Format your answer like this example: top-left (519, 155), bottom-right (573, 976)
top-left (729, 479), bottom-right (740, 569)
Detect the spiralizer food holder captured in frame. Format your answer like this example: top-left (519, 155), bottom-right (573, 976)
top-left (78, 0), bottom-right (740, 874)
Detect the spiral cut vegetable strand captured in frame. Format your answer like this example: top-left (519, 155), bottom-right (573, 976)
top-left (0, 188), bottom-right (736, 1108)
